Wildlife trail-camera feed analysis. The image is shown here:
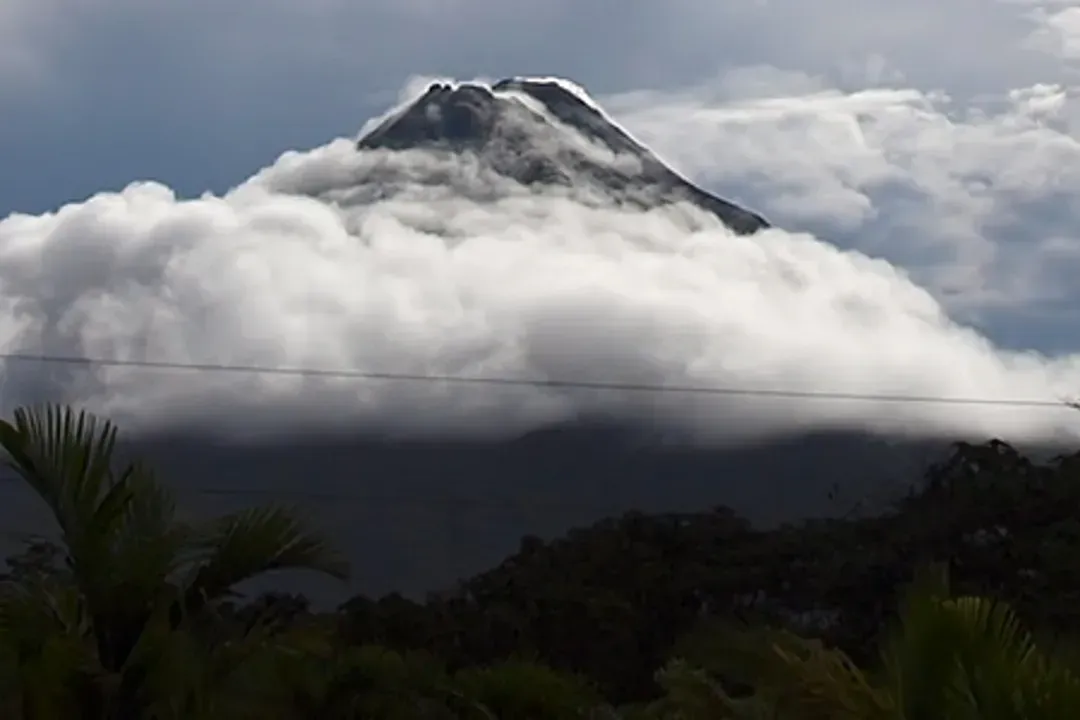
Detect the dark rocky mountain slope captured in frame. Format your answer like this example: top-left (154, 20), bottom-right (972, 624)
top-left (357, 78), bottom-right (769, 235)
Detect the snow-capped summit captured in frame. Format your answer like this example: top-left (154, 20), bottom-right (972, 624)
top-left (356, 77), bottom-right (769, 235)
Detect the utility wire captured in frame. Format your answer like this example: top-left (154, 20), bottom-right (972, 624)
top-left (0, 352), bottom-right (1051, 514)
top-left (0, 351), bottom-right (1074, 409)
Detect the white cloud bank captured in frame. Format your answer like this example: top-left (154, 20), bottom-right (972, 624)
top-left (610, 74), bottom-right (1080, 321)
top-left (2, 76), bottom-right (1080, 445)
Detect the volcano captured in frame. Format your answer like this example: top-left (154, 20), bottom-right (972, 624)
top-left (356, 78), bottom-right (769, 235)
top-left (6, 79), bottom-right (1041, 606)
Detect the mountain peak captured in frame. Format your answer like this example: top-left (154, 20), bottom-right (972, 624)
top-left (357, 77), bottom-right (768, 235)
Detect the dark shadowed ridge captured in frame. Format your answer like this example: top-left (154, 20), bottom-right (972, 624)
top-left (3, 78), bottom-right (1065, 605)
top-left (8, 419), bottom-right (1062, 606)
top-left (357, 78), bottom-right (770, 235)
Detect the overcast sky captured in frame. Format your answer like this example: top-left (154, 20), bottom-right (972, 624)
top-left (4, 0), bottom-right (1080, 442)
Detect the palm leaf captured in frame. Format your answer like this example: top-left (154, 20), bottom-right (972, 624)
top-left (0, 405), bottom-right (354, 717)
top-left (179, 505), bottom-right (347, 619)
top-left (0, 575), bottom-right (99, 717)
top-left (0, 405), bottom-right (122, 525)
top-left (0, 406), bottom-right (151, 601)
top-left (882, 563), bottom-right (1080, 720)
top-left (879, 563), bottom-right (962, 719)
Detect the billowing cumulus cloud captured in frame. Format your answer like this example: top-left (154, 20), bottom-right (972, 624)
top-left (2, 78), bottom-right (1080, 447)
top-left (606, 72), bottom-right (1080, 340)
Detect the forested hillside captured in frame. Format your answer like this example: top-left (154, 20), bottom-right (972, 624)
top-left (3, 405), bottom-right (1080, 718)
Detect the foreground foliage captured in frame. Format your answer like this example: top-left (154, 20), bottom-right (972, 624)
top-left (0, 405), bottom-right (346, 718)
top-left (2, 404), bottom-right (1079, 718)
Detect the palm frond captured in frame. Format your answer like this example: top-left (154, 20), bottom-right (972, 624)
top-left (179, 505), bottom-right (347, 618)
top-left (942, 596), bottom-right (1080, 719)
top-left (107, 464), bottom-right (191, 597)
top-left (0, 576), bottom-right (99, 717)
top-left (879, 563), bottom-right (964, 719)
top-left (0, 405), bottom-right (153, 603)
top-left (882, 563), bottom-right (1080, 720)
top-left (0, 404), bottom-right (122, 544)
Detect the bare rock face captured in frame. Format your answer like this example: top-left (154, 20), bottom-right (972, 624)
top-left (357, 78), bottom-right (769, 235)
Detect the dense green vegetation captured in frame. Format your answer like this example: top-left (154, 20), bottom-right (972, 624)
top-left (3, 404), bottom-right (1080, 718)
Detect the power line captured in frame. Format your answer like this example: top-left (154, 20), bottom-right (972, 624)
top-left (0, 351), bottom-right (1074, 409)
